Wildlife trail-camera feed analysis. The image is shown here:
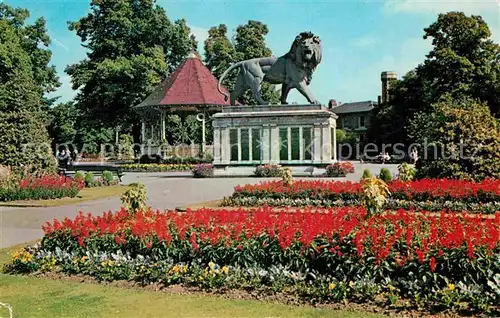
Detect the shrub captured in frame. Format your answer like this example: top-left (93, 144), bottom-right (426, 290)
top-left (361, 169), bottom-right (372, 180)
top-left (74, 171), bottom-right (85, 182)
top-left (84, 172), bottom-right (95, 187)
top-left (254, 165), bottom-right (282, 177)
top-left (326, 162), bottom-right (354, 177)
top-left (120, 182), bottom-right (147, 214)
top-left (408, 95), bottom-right (500, 181)
top-left (398, 163), bottom-right (416, 182)
top-left (361, 178), bottom-right (390, 218)
top-left (378, 168), bottom-right (393, 183)
top-left (102, 171), bottom-right (114, 185)
top-left (280, 168), bottom-right (294, 186)
top-left (138, 154), bottom-right (164, 164)
top-left (192, 164), bottom-right (214, 178)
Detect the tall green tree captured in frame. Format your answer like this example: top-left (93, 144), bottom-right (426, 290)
top-left (369, 12), bottom-right (500, 146)
top-left (0, 16), bottom-right (55, 171)
top-left (0, 4), bottom-right (60, 99)
top-left (66, 0), bottom-right (196, 133)
top-left (204, 20), bottom-right (280, 105)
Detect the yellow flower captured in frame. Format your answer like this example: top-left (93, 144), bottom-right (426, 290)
top-left (208, 261), bottom-right (215, 270)
top-left (101, 261), bottom-right (106, 267)
top-left (349, 281), bottom-right (354, 288)
top-left (81, 256), bottom-right (88, 262)
top-left (328, 283), bottom-right (336, 290)
top-left (199, 275), bottom-right (204, 281)
top-left (447, 283), bottom-right (455, 291)
top-left (222, 266), bottom-right (229, 274)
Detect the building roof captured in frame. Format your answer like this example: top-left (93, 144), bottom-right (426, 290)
top-left (331, 100), bottom-right (377, 114)
top-left (134, 52), bottom-right (230, 109)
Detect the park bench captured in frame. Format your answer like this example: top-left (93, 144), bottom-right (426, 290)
top-left (59, 163), bottom-right (124, 182)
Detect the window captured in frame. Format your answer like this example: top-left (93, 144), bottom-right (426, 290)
top-left (241, 129), bottom-right (249, 161)
top-left (359, 115), bottom-right (365, 128)
top-left (279, 128), bottom-right (288, 161)
top-left (291, 128), bottom-right (300, 160)
top-left (251, 128), bottom-right (261, 161)
top-left (302, 127), bottom-right (312, 160)
top-left (230, 129), bottom-right (238, 161)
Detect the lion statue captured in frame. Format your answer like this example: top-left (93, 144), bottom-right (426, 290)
top-left (217, 31), bottom-right (322, 106)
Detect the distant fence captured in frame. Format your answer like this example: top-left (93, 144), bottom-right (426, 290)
top-left (154, 144), bottom-right (214, 158)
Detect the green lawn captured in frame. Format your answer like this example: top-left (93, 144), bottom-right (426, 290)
top-left (0, 185), bottom-right (128, 207)
top-left (0, 246), bottom-right (384, 318)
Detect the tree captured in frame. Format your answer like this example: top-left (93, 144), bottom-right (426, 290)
top-left (369, 12), bottom-right (500, 147)
top-left (0, 17), bottom-right (55, 171)
top-left (204, 20), bottom-right (280, 105)
top-left (0, 4), bottom-right (60, 99)
top-left (66, 0), bottom-right (196, 133)
top-left (204, 24), bottom-right (238, 88)
top-left (47, 102), bottom-right (78, 146)
top-left (408, 95), bottom-right (500, 181)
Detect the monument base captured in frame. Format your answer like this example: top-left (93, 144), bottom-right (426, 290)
top-left (211, 104), bottom-right (338, 167)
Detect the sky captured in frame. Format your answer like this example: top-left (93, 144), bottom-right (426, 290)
top-left (5, 0), bottom-right (500, 105)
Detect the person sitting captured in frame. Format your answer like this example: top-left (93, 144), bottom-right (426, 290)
top-left (56, 149), bottom-right (71, 175)
top-left (378, 151), bottom-right (391, 164)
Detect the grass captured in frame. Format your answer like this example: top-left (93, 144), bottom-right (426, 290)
top-left (0, 244), bottom-right (384, 318)
top-left (0, 185), bottom-right (128, 207)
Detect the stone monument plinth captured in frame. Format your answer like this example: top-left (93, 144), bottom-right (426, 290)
top-left (212, 104), bottom-right (338, 167)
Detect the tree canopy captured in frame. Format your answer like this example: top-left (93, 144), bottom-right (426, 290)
top-left (204, 20), bottom-right (280, 105)
top-left (0, 6), bottom-right (57, 171)
top-left (66, 0), bottom-right (197, 131)
top-left (369, 12), bottom-right (500, 147)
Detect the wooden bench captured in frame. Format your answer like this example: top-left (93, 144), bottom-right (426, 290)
top-left (60, 163), bottom-right (124, 182)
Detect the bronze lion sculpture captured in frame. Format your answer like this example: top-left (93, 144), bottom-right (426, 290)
top-left (217, 31), bottom-right (322, 106)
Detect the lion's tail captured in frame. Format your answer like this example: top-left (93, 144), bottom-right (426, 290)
top-left (218, 61), bottom-right (243, 102)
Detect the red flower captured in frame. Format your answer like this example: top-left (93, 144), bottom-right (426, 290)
top-left (429, 257), bottom-right (436, 272)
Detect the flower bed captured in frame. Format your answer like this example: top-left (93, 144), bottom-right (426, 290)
top-left (254, 164), bottom-right (282, 177)
top-left (0, 175), bottom-right (84, 201)
top-left (192, 164), bottom-right (214, 178)
top-left (120, 164), bottom-right (194, 172)
top-left (223, 179), bottom-right (500, 213)
top-left (5, 207), bottom-right (499, 313)
top-left (325, 162), bottom-right (355, 177)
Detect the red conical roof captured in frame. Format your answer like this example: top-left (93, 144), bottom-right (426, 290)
top-left (136, 52), bottom-right (230, 109)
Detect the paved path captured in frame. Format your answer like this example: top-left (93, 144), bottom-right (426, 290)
top-left (0, 163), bottom-right (399, 248)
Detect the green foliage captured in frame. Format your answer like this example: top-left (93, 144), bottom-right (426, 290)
top-left (335, 129), bottom-right (346, 143)
top-left (84, 172), bottom-right (94, 187)
top-left (66, 0), bottom-right (195, 132)
top-left (397, 163), bottom-right (416, 182)
top-left (74, 171), bottom-right (84, 181)
top-left (0, 4), bottom-right (61, 172)
top-left (102, 171), bottom-right (114, 185)
top-left (378, 168), bottom-right (393, 183)
top-left (120, 182), bottom-right (147, 214)
top-left (0, 4), bottom-right (60, 96)
top-left (47, 102), bottom-right (78, 146)
top-left (361, 169), bottom-right (372, 180)
top-left (408, 95), bottom-right (500, 180)
top-left (204, 20), bottom-right (280, 105)
top-left (117, 134), bottom-right (134, 159)
top-left (369, 12), bottom-right (500, 146)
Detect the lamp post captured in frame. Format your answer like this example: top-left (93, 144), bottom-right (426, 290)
top-left (196, 113), bottom-right (206, 156)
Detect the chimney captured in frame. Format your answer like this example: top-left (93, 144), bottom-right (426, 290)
top-left (328, 99), bottom-right (338, 109)
top-left (381, 71), bottom-right (397, 104)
